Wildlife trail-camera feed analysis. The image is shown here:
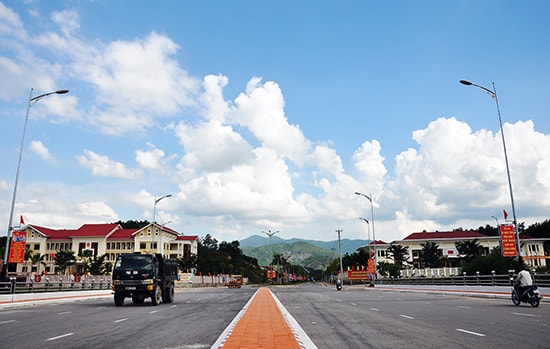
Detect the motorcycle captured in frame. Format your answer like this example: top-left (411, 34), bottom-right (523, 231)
top-left (511, 281), bottom-right (541, 307)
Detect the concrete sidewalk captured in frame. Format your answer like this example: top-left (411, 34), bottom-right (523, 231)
top-left (366, 284), bottom-right (550, 302)
top-left (0, 289), bottom-right (112, 308)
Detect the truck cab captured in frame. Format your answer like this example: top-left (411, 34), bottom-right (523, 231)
top-left (112, 253), bottom-right (177, 306)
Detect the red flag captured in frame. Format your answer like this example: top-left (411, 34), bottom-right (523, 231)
top-left (20, 215), bottom-right (25, 225)
top-left (503, 209), bottom-right (509, 220)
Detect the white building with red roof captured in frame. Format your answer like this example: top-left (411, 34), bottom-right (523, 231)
top-left (392, 230), bottom-right (548, 270)
top-left (11, 222), bottom-right (198, 275)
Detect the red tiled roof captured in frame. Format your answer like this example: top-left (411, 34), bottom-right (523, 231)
top-left (28, 223), bottom-right (121, 240)
top-left (370, 240), bottom-right (388, 245)
top-left (109, 228), bottom-right (138, 240)
top-left (176, 235), bottom-right (198, 241)
top-left (403, 231), bottom-right (486, 240)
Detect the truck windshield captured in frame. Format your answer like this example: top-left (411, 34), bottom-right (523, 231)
top-left (115, 255), bottom-right (153, 271)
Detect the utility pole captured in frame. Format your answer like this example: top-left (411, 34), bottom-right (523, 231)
top-left (336, 229), bottom-right (343, 288)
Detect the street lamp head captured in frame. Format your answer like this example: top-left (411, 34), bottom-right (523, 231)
top-left (459, 80), bottom-right (473, 86)
top-left (56, 89), bottom-right (69, 94)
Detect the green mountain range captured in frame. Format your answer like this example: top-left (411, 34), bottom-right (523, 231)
top-left (240, 235), bottom-right (370, 270)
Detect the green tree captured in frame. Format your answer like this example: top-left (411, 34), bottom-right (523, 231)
top-left (386, 244), bottom-right (409, 269)
top-left (85, 254), bottom-right (111, 275)
top-left (30, 253), bottom-right (47, 274)
top-left (420, 241), bottom-right (441, 268)
top-left (378, 261), bottom-right (401, 277)
top-left (461, 247), bottom-right (522, 275)
top-left (455, 239), bottom-right (484, 264)
top-left (177, 253), bottom-right (198, 273)
top-left (53, 250), bottom-right (76, 275)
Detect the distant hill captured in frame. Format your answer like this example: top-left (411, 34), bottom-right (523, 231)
top-left (240, 235), bottom-right (370, 270)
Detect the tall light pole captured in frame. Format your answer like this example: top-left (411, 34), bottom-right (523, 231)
top-left (358, 217), bottom-right (371, 258)
top-left (262, 229), bottom-right (279, 281)
top-left (151, 194), bottom-right (172, 253)
top-left (491, 215), bottom-right (499, 227)
top-left (2, 88), bottom-right (69, 277)
top-left (355, 192), bottom-right (377, 274)
top-left (336, 229), bottom-right (343, 287)
top-left (460, 79), bottom-right (522, 264)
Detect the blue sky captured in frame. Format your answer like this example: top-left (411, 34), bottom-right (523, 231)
top-left (1, 0), bottom-right (549, 244)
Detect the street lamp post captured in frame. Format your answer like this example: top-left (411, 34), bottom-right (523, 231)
top-left (460, 79), bottom-right (522, 264)
top-left (151, 194), bottom-right (172, 253)
top-left (336, 229), bottom-right (343, 288)
top-left (2, 88), bottom-right (69, 277)
top-left (355, 192), bottom-right (377, 274)
top-left (358, 217), bottom-right (371, 257)
top-left (262, 229), bottom-right (279, 282)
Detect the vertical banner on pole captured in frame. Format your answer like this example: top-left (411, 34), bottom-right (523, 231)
top-left (499, 224), bottom-right (518, 257)
top-left (8, 231), bottom-right (27, 263)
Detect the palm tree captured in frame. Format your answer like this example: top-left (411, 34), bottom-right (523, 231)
top-left (386, 244), bottom-right (409, 269)
top-left (455, 239), bottom-right (484, 264)
top-left (30, 253), bottom-right (47, 274)
top-left (420, 241), bottom-right (441, 268)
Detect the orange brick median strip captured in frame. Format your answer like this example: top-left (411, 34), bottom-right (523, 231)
top-left (212, 287), bottom-right (316, 349)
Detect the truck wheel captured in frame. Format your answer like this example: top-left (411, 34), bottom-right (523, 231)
top-left (151, 285), bottom-right (162, 306)
top-left (114, 293), bottom-right (125, 306)
top-left (163, 283), bottom-right (174, 303)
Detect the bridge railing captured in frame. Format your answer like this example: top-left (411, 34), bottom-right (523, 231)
top-left (376, 273), bottom-right (550, 287)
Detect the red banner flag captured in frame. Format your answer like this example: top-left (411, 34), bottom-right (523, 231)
top-left (8, 231), bottom-right (27, 263)
top-left (499, 224), bottom-right (517, 257)
top-left (503, 209), bottom-right (509, 220)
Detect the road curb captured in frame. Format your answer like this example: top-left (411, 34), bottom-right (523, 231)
top-left (372, 285), bottom-right (549, 302)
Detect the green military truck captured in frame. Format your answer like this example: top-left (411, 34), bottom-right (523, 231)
top-left (112, 253), bottom-right (178, 306)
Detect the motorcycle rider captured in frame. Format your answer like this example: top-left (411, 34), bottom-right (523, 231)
top-left (514, 268), bottom-right (533, 297)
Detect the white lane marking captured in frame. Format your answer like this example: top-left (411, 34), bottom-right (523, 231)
top-left (371, 308), bottom-right (380, 311)
top-left (351, 303), bottom-right (357, 306)
top-left (0, 320), bottom-right (16, 325)
top-left (57, 311), bottom-right (72, 315)
top-left (149, 310), bottom-right (158, 314)
top-left (46, 333), bottom-right (74, 341)
top-left (456, 305), bottom-right (471, 309)
top-left (512, 312), bottom-right (537, 317)
top-left (400, 314), bottom-right (414, 319)
top-left (457, 328), bottom-right (486, 337)
top-left (421, 301), bottom-right (431, 304)
top-left (171, 305), bottom-right (177, 308)
top-left (210, 289), bottom-right (260, 349)
top-left (114, 318), bottom-right (128, 323)
top-left (269, 289), bottom-right (319, 349)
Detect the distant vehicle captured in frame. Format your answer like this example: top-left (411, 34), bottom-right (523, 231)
top-left (226, 275), bottom-right (243, 288)
top-left (112, 253), bottom-right (178, 306)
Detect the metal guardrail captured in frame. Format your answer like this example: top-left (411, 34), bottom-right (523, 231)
top-left (377, 273), bottom-right (550, 288)
top-left (0, 278), bottom-right (112, 295)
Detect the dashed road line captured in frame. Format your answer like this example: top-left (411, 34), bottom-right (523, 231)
top-left (512, 312), bottom-right (537, 317)
top-left (457, 328), bottom-right (485, 337)
top-left (114, 318), bottom-right (128, 323)
top-left (46, 333), bottom-right (74, 341)
top-left (400, 314), bottom-right (414, 319)
top-left (0, 319), bottom-right (16, 325)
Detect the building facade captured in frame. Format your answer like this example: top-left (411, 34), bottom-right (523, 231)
top-left (391, 230), bottom-right (549, 271)
top-left (9, 222), bottom-right (198, 275)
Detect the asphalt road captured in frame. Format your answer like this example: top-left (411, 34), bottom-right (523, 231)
top-left (273, 283), bottom-right (549, 349)
top-left (1, 284), bottom-right (548, 349)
